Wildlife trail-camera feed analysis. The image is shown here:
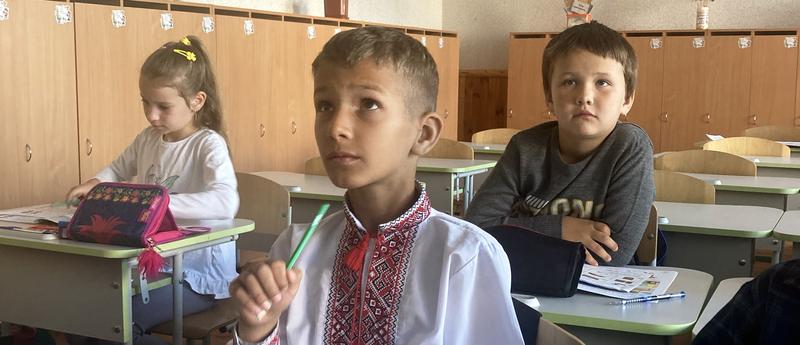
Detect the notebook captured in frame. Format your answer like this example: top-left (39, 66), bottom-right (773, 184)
top-left (578, 265), bottom-right (678, 299)
top-left (0, 204), bottom-right (74, 224)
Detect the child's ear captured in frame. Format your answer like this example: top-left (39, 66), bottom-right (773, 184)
top-left (411, 112), bottom-right (443, 156)
top-left (190, 91), bottom-right (207, 112)
top-left (621, 90), bottom-right (636, 115)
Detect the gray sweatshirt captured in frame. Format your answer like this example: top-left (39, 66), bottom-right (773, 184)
top-left (465, 121), bottom-right (655, 266)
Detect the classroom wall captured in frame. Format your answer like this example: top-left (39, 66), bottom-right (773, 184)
top-left (180, 0), bottom-right (442, 30)
top-left (444, 0), bottom-right (800, 69)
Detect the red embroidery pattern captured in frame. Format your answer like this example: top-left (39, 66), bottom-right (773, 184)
top-left (323, 186), bottom-right (431, 345)
top-left (77, 214), bottom-right (126, 244)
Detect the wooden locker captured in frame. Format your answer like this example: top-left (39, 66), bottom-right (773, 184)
top-left (661, 32), bottom-right (709, 151)
top-left (507, 34), bottom-right (551, 129)
top-left (251, 13), bottom-right (284, 171)
top-left (216, 10), bottom-right (259, 172)
top-left (625, 33), bottom-right (665, 152)
top-left (437, 34), bottom-right (460, 141)
top-left (707, 31), bottom-right (753, 137)
top-left (0, 0), bottom-right (79, 209)
top-left (749, 31), bottom-right (798, 129)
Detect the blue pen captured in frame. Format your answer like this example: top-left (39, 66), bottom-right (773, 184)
top-left (611, 291), bottom-right (686, 305)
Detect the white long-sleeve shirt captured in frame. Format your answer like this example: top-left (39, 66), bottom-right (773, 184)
top-left (95, 127), bottom-right (239, 298)
top-left (241, 186), bottom-right (524, 345)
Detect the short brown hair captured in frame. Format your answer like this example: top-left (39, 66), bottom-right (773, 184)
top-left (140, 35), bottom-right (227, 143)
top-left (542, 21), bottom-right (637, 102)
top-left (312, 26), bottom-right (438, 116)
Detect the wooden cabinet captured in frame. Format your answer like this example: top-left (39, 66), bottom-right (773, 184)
top-left (707, 32), bottom-right (753, 138)
top-left (436, 35), bottom-right (460, 140)
top-left (506, 33), bottom-right (551, 129)
top-left (0, 0), bottom-right (79, 209)
top-left (75, 1), bottom-right (215, 180)
top-left (750, 31), bottom-right (798, 128)
top-left (625, 33), bottom-right (665, 151)
top-left (661, 33), bottom-right (709, 151)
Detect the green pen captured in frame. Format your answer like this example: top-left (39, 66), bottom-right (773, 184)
top-left (286, 203), bottom-right (330, 269)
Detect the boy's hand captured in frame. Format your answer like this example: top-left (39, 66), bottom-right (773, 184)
top-left (66, 178), bottom-right (100, 201)
top-left (230, 259), bottom-right (303, 342)
top-left (561, 216), bottom-right (618, 265)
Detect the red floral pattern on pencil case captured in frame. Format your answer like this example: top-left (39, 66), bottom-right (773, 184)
top-left (67, 182), bottom-right (182, 247)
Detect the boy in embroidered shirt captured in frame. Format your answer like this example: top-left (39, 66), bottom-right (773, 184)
top-left (229, 27), bottom-right (524, 344)
top-left (465, 21), bottom-right (655, 266)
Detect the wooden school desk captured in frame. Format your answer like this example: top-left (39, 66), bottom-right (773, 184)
top-left (772, 210), bottom-right (800, 259)
top-left (740, 155), bottom-right (800, 178)
top-left (247, 171), bottom-right (346, 224)
top-left (680, 172), bottom-right (800, 210)
top-left (536, 266), bottom-right (712, 345)
top-left (0, 218), bottom-right (254, 345)
top-left (655, 201), bottom-right (780, 286)
top-left (416, 157), bottom-right (496, 214)
top-left (692, 277), bottom-right (752, 337)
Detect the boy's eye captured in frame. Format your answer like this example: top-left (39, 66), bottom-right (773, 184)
top-left (597, 79), bottom-right (611, 87)
top-left (316, 101), bottom-right (334, 112)
top-left (562, 79), bottom-right (576, 86)
top-left (361, 99), bottom-right (380, 111)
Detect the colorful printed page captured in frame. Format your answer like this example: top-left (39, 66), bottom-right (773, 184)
top-left (578, 268), bottom-right (678, 299)
top-left (0, 204), bottom-right (74, 224)
top-left (580, 264), bottom-right (653, 292)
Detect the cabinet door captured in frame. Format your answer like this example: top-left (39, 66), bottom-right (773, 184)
top-left (507, 35), bottom-right (550, 129)
top-left (707, 33), bottom-right (752, 137)
top-left (435, 36), bottom-right (460, 140)
top-left (661, 34), bottom-right (708, 151)
top-left (217, 14), bottom-right (258, 172)
top-left (0, 0), bottom-right (79, 208)
top-left (625, 35), bottom-right (664, 152)
top-left (750, 33), bottom-right (798, 128)
top-left (252, 17), bottom-right (284, 171)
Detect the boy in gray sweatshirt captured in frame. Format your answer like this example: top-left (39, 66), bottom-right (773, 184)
top-left (466, 21), bottom-right (655, 266)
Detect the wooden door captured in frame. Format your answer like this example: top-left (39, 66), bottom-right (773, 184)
top-left (625, 34), bottom-right (665, 152)
top-left (507, 34), bottom-right (550, 129)
top-left (661, 33), bottom-right (708, 151)
top-left (0, 0), bottom-right (79, 208)
top-left (749, 32), bottom-right (798, 128)
top-left (707, 32), bottom-right (753, 137)
top-left (251, 15), bottom-right (284, 171)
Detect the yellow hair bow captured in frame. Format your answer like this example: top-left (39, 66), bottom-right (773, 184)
top-left (173, 49), bottom-right (196, 62)
top-left (180, 36), bottom-right (191, 46)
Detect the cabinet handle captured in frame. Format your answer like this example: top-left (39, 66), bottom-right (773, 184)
top-left (751, 114), bottom-right (757, 125)
top-left (661, 112), bottom-right (669, 122)
top-left (444, 109), bottom-right (449, 119)
top-left (290, 121), bottom-right (297, 134)
top-left (25, 144), bottom-right (32, 162)
top-left (86, 138), bottom-right (93, 156)
top-left (508, 108), bottom-right (513, 118)
top-left (704, 113), bottom-right (711, 123)
top-left (259, 124), bottom-right (266, 138)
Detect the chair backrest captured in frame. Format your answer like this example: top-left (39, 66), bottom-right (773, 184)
top-left (536, 318), bottom-right (586, 345)
top-left (235, 172), bottom-right (291, 253)
top-left (636, 204), bottom-right (659, 266)
top-left (471, 128), bottom-right (521, 145)
top-left (304, 156), bottom-right (327, 176)
top-left (654, 170), bottom-right (715, 204)
top-left (703, 137), bottom-right (790, 157)
top-left (743, 125), bottom-right (800, 141)
top-left (424, 138), bottom-right (475, 159)
top-left (654, 150), bottom-right (757, 176)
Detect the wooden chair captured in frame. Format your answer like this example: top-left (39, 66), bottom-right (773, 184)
top-left (536, 318), bottom-right (586, 345)
top-left (636, 205), bottom-right (659, 266)
top-left (654, 150), bottom-right (757, 176)
top-left (743, 125), bottom-right (800, 141)
top-left (305, 156), bottom-right (327, 176)
top-left (424, 138), bottom-right (475, 160)
top-left (703, 137), bottom-right (790, 158)
top-left (655, 170), bottom-right (715, 204)
top-left (150, 172), bottom-right (291, 345)
top-left (471, 128), bottom-right (521, 145)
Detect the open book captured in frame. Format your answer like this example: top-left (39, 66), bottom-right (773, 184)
top-left (0, 204), bottom-right (74, 224)
top-left (578, 265), bottom-right (678, 299)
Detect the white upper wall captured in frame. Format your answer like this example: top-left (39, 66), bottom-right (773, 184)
top-left (180, 0), bottom-right (442, 29)
top-left (443, 0), bottom-right (800, 69)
